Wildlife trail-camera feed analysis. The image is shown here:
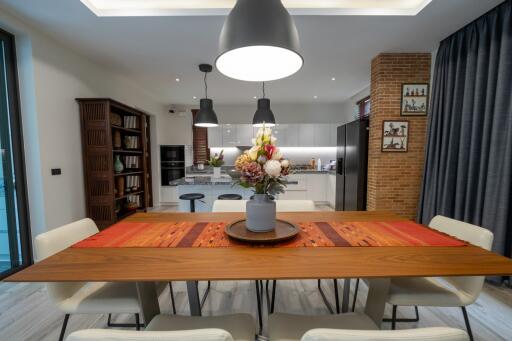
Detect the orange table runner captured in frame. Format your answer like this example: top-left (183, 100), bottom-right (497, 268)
top-left (73, 221), bottom-right (467, 248)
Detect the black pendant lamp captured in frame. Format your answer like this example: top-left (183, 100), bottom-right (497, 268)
top-left (194, 64), bottom-right (219, 127)
top-left (216, 0), bottom-right (303, 82)
top-left (253, 82), bottom-right (276, 128)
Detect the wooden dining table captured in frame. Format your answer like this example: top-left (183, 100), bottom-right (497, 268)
top-left (6, 211), bottom-right (512, 328)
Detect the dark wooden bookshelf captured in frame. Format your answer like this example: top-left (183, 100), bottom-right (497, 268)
top-left (77, 98), bottom-right (152, 229)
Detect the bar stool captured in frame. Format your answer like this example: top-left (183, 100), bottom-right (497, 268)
top-left (218, 194), bottom-right (243, 200)
top-left (179, 193), bottom-right (205, 213)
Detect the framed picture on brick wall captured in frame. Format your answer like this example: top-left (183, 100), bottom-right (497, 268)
top-left (401, 83), bottom-right (429, 116)
top-left (382, 120), bottom-right (408, 152)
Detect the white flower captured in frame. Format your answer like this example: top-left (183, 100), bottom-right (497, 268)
top-left (264, 160), bottom-right (282, 177)
top-left (270, 136), bottom-right (277, 145)
top-left (251, 138), bottom-right (256, 145)
top-left (281, 159), bottom-right (289, 168)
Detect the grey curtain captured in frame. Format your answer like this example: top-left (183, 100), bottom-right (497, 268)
top-left (418, 0), bottom-right (512, 259)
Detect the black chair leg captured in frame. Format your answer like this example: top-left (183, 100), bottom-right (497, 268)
top-left (383, 305), bottom-right (419, 323)
top-left (135, 313), bottom-right (141, 330)
top-left (391, 305), bottom-right (397, 330)
top-left (270, 280), bottom-right (277, 314)
top-left (255, 281), bottom-right (263, 334)
top-left (169, 282), bottom-right (177, 314)
top-left (333, 279), bottom-right (340, 314)
top-left (352, 278), bottom-right (360, 312)
top-left (59, 314), bottom-right (70, 341)
top-left (461, 306), bottom-right (474, 341)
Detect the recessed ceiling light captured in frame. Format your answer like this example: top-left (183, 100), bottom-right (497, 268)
top-left (313, 95), bottom-right (318, 99)
top-left (331, 77), bottom-right (336, 81)
top-left (253, 96), bottom-right (258, 99)
top-left (193, 96), bottom-right (197, 99)
top-left (80, 0), bottom-right (432, 17)
top-left (175, 78), bottom-right (180, 82)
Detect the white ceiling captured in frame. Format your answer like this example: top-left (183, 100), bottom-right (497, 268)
top-left (0, 0), bottom-right (503, 105)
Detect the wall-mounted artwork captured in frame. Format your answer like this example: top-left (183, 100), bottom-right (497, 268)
top-left (382, 120), bottom-right (408, 152)
top-left (401, 83), bottom-right (429, 116)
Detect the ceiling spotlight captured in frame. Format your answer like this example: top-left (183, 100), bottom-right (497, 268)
top-left (175, 78), bottom-right (181, 82)
top-left (193, 96), bottom-right (197, 99)
top-left (216, 0), bottom-right (303, 82)
top-left (331, 77), bottom-right (336, 81)
top-left (253, 96), bottom-right (257, 99)
top-left (313, 95), bottom-right (318, 99)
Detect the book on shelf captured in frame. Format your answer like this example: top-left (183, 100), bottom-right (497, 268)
top-left (123, 115), bottom-right (138, 129)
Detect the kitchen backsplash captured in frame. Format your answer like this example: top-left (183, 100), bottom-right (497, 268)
top-left (209, 147), bottom-right (337, 168)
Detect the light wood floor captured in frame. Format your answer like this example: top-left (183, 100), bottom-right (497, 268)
top-left (1, 279), bottom-right (511, 340)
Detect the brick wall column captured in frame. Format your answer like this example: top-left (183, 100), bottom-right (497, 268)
top-left (367, 53), bottom-right (431, 219)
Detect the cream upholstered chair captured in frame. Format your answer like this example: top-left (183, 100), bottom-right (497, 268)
top-left (385, 216), bottom-right (493, 340)
top-left (299, 327), bottom-right (469, 341)
top-left (268, 312), bottom-right (469, 341)
top-left (349, 216), bottom-right (493, 341)
top-left (35, 219), bottom-right (142, 341)
top-left (66, 313), bottom-right (256, 341)
top-left (211, 199), bottom-right (316, 213)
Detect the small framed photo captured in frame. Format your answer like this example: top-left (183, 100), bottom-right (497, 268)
top-left (382, 121), bottom-right (409, 152)
top-left (401, 83), bottom-right (429, 116)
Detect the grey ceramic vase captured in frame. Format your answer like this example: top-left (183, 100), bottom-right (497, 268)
top-left (246, 194), bottom-right (276, 232)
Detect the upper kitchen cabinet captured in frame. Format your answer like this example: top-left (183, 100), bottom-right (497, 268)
top-left (207, 125), bottom-right (222, 147)
top-left (273, 124), bottom-right (298, 147)
top-left (298, 124), bottom-right (315, 147)
top-left (314, 124), bottom-right (333, 146)
top-left (222, 124), bottom-right (238, 146)
top-left (236, 124), bottom-right (254, 146)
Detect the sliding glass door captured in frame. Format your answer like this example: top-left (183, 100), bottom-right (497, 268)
top-left (0, 28), bottom-right (31, 278)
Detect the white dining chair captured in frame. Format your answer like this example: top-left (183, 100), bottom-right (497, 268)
top-left (299, 327), bottom-right (469, 341)
top-left (66, 313), bottom-right (256, 341)
top-left (349, 216), bottom-right (493, 341)
top-left (268, 311), bottom-right (469, 341)
top-left (35, 218), bottom-right (170, 341)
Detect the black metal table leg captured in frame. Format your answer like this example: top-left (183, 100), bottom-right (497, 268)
top-left (187, 281), bottom-right (202, 316)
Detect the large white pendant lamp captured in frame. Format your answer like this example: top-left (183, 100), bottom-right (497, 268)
top-left (216, 0), bottom-right (303, 82)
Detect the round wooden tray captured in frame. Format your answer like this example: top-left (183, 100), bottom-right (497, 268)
top-left (225, 219), bottom-right (300, 244)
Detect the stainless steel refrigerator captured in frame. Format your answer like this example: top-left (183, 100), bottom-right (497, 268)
top-left (335, 119), bottom-right (369, 211)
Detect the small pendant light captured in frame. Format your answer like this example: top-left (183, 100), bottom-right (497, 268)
top-left (216, 0), bottom-right (303, 82)
top-left (253, 82), bottom-right (276, 128)
top-left (194, 64), bottom-right (219, 127)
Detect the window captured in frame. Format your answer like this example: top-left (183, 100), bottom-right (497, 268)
top-left (0, 28), bottom-right (31, 279)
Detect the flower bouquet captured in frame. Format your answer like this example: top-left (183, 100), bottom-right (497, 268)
top-left (235, 126), bottom-right (291, 232)
top-left (208, 149), bottom-right (224, 178)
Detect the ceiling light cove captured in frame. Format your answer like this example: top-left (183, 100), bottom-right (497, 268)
top-left (80, 0), bottom-right (432, 17)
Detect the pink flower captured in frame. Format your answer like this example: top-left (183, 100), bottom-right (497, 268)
top-left (241, 162), bottom-right (264, 184)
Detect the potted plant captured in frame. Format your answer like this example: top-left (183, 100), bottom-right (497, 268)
top-left (208, 149), bottom-right (224, 178)
top-left (235, 126), bottom-right (290, 232)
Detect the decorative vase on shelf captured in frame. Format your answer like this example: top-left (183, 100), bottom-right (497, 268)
top-left (114, 155), bottom-right (124, 173)
top-left (213, 167), bottom-right (222, 178)
top-left (246, 194), bottom-right (276, 232)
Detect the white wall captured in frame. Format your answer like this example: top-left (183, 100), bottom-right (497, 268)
top-left (0, 9), bottom-right (167, 240)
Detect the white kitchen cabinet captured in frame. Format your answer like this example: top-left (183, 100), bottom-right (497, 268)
top-left (222, 124), bottom-right (238, 147)
top-left (314, 124), bottom-right (332, 146)
top-left (327, 174), bottom-right (336, 208)
top-left (330, 125), bottom-right (339, 147)
top-left (207, 126), bottom-right (222, 147)
top-left (276, 124), bottom-right (298, 147)
top-left (306, 174), bottom-right (328, 202)
top-left (299, 124), bottom-right (315, 147)
top-left (160, 186), bottom-right (179, 204)
top-left (236, 124), bottom-right (254, 146)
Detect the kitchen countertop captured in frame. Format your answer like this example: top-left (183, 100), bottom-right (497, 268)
top-left (170, 175), bottom-right (299, 186)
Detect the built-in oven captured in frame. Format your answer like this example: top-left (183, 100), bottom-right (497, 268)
top-left (161, 164), bottom-right (185, 186)
top-left (160, 145), bottom-right (185, 162)
top-left (160, 145), bottom-right (185, 186)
